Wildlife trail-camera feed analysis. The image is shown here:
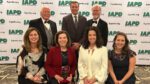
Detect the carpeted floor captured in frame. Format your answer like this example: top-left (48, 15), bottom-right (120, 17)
top-left (0, 65), bottom-right (150, 84)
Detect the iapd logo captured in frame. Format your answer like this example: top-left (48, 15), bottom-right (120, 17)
top-left (0, 19), bottom-right (5, 24)
top-left (0, 56), bottom-right (9, 61)
top-left (51, 11), bottom-right (55, 16)
top-left (129, 40), bottom-right (137, 45)
top-left (138, 50), bottom-right (150, 55)
top-left (58, 0), bottom-right (71, 6)
top-left (108, 11), bottom-right (123, 17)
top-left (11, 48), bottom-right (20, 53)
top-left (24, 19), bottom-right (30, 25)
top-left (125, 21), bottom-right (140, 26)
top-left (22, 0), bottom-right (37, 5)
top-left (127, 2), bottom-right (142, 7)
top-left (143, 12), bottom-right (150, 17)
top-left (92, 1), bottom-right (106, 7)
top-left (0, 0), bottom-right (3, 4)
top-left (9, 29), bottom-right (23, 35)
top-left (7, 10), bottom-right (21, 16)
top-left (0, 38), bottom-right (7, 44)
top-left (79, 11), bottom-right (90, 17)
top-left (141, 31), bottom-right (150, 37)
top-left (108, 31), bottom-right (118, 36)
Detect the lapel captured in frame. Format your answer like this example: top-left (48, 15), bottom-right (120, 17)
top-left (97, 19), bottom-right (101, 29)
top-left (39, 18), bottom-right (47, 33)
top-left (89, 19), bottom-right (93, 26)
top-left (78, 15), bottom-right (81, 26)
top-left (57, 47), bottom-right (62, 66)
top-left (49, 20), bottom-right (54, 34)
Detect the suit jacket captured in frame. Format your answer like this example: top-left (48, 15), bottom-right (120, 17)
top-left (44, 46), bottom-right (76, 78)
top-left (78, 46), bottom-right (108, 83)
top-left (62, 14), bottom-right (87, 43)
top-left (29, 18), bottom-right (57, 50)
top-left (87, 19), bottom-right (108, 46)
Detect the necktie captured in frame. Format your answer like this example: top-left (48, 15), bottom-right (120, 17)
top-left (74, 15), bottom-right (78, 29)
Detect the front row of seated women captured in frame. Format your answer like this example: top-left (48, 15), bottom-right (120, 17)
top-left (17, 27), bottom-right (136, 84)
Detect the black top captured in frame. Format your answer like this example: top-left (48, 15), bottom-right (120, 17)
top-left (61, 51), bottom-right (68, 66)
top-left (106, 50), bottom-right (136, 84)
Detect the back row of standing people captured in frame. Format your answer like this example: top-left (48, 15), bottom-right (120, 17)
top-left (16, 1), bottom-right (136, 84)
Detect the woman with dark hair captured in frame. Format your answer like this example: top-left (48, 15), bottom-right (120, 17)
top-left (45, 30), bottom-right (76, 84)
top-left (105, 32), bottom-right (136, 84)
top-left (17, 27), bottom-right (47, 84)
top-left (78, 27), bottom-right (108, 84)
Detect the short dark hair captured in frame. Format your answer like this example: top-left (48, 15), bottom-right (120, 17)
top-left (55, 30), bottom-right (71, 47)
top-left (82, 26), bottom-right (103, 49)
top-left (113, 32), bottom-right (130, 54)
top-left (69, 1), bottom-right (79, 7)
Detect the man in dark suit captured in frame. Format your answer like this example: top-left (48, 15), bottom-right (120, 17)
top-left (62, 1), bottom-right (87, 82)
top-left (62, 1), bottom-right (87, 50)
top-left (87, 5), bottom-right (108, 46)
top-left (29, 7), bottom-right (57, 52)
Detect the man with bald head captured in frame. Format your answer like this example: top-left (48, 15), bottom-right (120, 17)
top-left (29, 7), bottom-right (57, 52)
top-left (87, 5), bottom-right (108, 46)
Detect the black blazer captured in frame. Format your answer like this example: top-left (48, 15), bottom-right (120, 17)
top-left (29, 18), bottom-right (57, 50)
top-left (62, 14), bottom-right (87, 43)
top-left (87, 19), bottom-right (108, 46)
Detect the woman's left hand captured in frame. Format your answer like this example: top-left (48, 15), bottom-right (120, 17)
top-left (66, 74), bottom-right (72, 82)
top-left (88, 77), bottom-right (96, 84)
top-left (118, 80), bottom-right (124, 84)
top-left (33, 75), bottom-right (41, 82)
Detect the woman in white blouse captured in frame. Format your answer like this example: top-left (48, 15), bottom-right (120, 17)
top-left (78, 27), bottom-right (108, 84)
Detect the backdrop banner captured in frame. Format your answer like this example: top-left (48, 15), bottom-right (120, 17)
top-left (0, 0), bottom-right (150, 65)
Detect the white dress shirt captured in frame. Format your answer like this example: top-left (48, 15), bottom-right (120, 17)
top-left (72, 14), bottom-right (78, 22)
top-left (42, 18), bottom-right (50, 30)
top-left (92, 18), bottom-right (100, 27)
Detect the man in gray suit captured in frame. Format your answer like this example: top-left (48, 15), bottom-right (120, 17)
top-left (62, 1), bottom-right (87, 50)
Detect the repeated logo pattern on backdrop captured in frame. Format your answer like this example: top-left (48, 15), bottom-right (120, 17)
top-left (0, 0), bottom-right (150, 65)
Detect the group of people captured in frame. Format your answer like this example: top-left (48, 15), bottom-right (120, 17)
top-left (16, 1), bottom-right (136, 84)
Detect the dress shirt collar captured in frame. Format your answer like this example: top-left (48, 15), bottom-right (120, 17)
top-left (72, 14), bottom-right (79, 21)
top-left (93, 18), bottom-right (100, 23)
top-left (92, 18), bottom-right (100, 27)
top-left (41, 17), bottom-right (49, 24)
top-left (72, 14), bottom-right (78, 18)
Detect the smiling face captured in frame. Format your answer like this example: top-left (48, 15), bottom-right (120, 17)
top-left (70, 2), bottom-right (79, 15)
top-left (114, 35), bottom-right (126, 50)
top-left (29, 30), bottom-right (39, 44)
top-left (88, 30), bottom-right (97, 45)
top-left (58, 33), bottom-right (68, 47)
top-left (40, 7), bottom-right (50, 20)
top-left (92, 5), bottom-right (101, 20)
